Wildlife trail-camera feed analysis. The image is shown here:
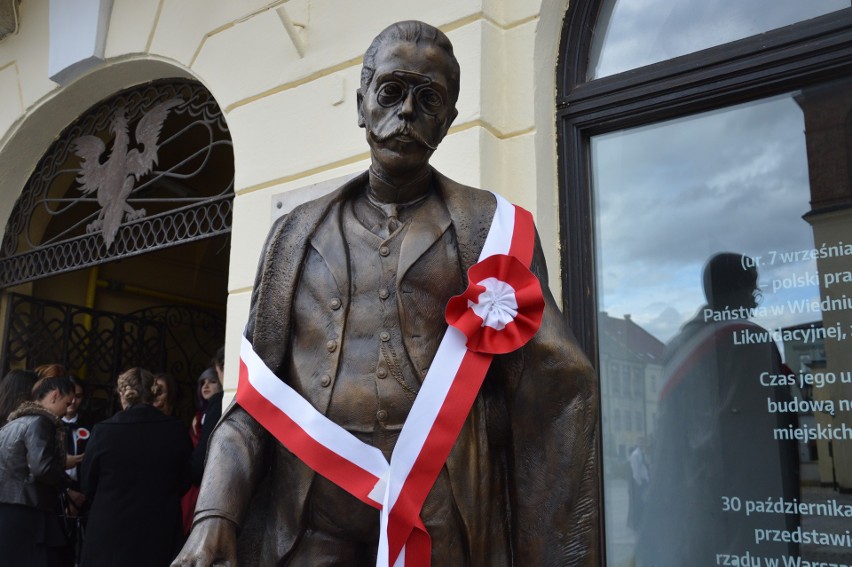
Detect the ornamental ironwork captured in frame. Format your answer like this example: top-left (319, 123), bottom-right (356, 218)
top-left (0, 293), bottom-right (225, 421)
top-left (1, 292), bottom-right (166, 418)
top-left (0, 80), bottom-right (234, 288)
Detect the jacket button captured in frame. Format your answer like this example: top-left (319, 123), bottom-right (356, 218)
top-left (380, 331), bottom-right (390, 342)
top-left (329, 298), bottom-right (341, 310)
top-left (326, 340), bottom-right (338, 352)
top-left (376, 409), bottom-right (388, 422)
top-left (378, 288), bottom-right (389, 300)
top-left (376, 368), bottom-right (388, 379)
top-left (320, 374), bottom-right (331, 387)
top-left (379, 246), bottom-right (390, 257)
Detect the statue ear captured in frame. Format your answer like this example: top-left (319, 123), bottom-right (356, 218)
top-left (356, 88), bottom-right (366, 128)
top-left (441, 106), bottom-right (458, 138)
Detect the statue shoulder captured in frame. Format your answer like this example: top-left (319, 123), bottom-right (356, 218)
top-left (433, 170), bottom-right (497, 219)
top-left (264, 172), bottom-right (368, 246)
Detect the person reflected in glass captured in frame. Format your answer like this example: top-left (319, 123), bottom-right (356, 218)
top-left (627, 438), bottom-right (649, 530)
top-left (636, 253), bottom-right (799, 566)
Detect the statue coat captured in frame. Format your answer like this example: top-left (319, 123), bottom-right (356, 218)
top-left (194, 169), bottom-right (599, 567)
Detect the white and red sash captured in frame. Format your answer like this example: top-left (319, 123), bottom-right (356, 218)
top-left (236, 193), bottom-right (543, 567)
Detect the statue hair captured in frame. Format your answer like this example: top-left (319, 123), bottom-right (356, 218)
top-left (361, 20), bottom-right (460, 104)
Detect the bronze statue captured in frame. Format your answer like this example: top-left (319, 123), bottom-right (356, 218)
top-left (172, 20), bottom-right (598, 567)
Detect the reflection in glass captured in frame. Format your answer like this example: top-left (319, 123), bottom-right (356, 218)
top-left (589, 0), bottom-right (848, 79)
top-left (593, 79), bottom-right (852, 566)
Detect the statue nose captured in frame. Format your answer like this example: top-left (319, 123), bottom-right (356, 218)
top-left (397, 91), bottom-right (416, 120)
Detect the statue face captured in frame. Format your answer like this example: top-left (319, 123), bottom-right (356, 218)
top-left (358, 39), bottom-right (458, 177)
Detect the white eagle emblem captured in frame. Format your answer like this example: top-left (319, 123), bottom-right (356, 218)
top-left (71, 97), bottom-right (182, 248)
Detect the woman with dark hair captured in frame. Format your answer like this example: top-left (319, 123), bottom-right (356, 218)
top-left (190, 362), bottom-right (223, 485)
top-left (180, 365), bottom-right (222, 534)
top-left (79, 368), bottom-right (192, 567)
top-left (0, 374), bottom-right (75, 566)
top-left (0, 368), bottom-right (40, 424)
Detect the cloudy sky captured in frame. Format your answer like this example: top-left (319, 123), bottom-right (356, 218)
top-left (592, 93), bottom-right (825, 344)
top-left (589, 0), bottom-right (848, 78)
top-left (587, 0), bottom-right (852, 346)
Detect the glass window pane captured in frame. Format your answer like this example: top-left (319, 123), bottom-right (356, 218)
top-left (589, 0), bottom-right (849, 79)
top-left (594, 77), bottom-right (852, 566)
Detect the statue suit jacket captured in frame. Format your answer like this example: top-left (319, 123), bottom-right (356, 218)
top-left (194, 169), bottom-right (599, 567)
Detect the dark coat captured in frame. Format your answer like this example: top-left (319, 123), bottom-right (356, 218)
top-left (80, 403), bottom-right (192, 567)
top-left (194, 170), bottom-right (600, 566)
top-left (190, 390), bottom-right (223, 485)
top-left (0, 402), bottom-right (67, 511)
top-left (0, 402), bottom-right (68, 567)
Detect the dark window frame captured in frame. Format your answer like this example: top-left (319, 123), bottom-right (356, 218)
top-left (556, 5), bottom-right (852, 562)
top-left (556, 4), bottom-right (852, 361)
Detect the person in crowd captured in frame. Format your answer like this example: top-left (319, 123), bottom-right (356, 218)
top-left (180, 366), bottom-right (218, 534)
top-left (79, 367), bottom-right (192, 567)
top-left (627, 439), bottom-right (649, 530)
top-left (35, 363), bottom-right (68, 379)
top-left (61, 375), bottom-right (89, 565)
top-left (63, 376), bottom-right (89, 482)
top-left (153, 372), bottom-right (178, 417)
top-left (0, 374), bottom-right (75, 566)
top-left (190, 350), bottom-right (224, 486)
top-left (0, 368), bottom-right (39, 424)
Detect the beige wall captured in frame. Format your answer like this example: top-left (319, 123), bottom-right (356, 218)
top-left (0, 0), bottom-right (571, 392)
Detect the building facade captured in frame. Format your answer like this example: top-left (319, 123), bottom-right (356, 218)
top-left (1, 1), bottom-right (851, 565)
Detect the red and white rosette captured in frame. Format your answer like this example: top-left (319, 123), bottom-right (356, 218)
top-left (445, 254), bottom-right (544, 354)
top-left (236, 192), bottom-right (543, 567)
top-left (74, 427), bottom-right (90, 448)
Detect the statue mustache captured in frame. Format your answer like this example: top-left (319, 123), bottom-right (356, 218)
top-left (370, 125), bottom-right (438, 151)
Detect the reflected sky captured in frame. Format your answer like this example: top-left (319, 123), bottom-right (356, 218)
top-left (592, 94), bottom-right (821, 343)
top-left (590, 0), bottom-right (849, 78)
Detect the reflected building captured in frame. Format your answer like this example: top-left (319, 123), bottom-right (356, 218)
top-left (797, 77), bottom-right (852, 493)
top-left (781, 321), bottom-right (825, 484)
top-left (598, 313), bottom-right (665, 462)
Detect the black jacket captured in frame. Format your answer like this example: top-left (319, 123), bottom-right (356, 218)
top-left (80, 403), bottom-right (192, 567)
top-left (191, 390), bottom-right (223, 485)
top-left (0, 402), bottom-right (67, 512)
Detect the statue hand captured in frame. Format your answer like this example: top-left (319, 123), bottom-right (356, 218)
top-left (171, 517), bottom-right (237, 567)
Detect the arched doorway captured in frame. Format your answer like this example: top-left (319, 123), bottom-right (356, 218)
top-left (0, 79), bottom-right (234, 422)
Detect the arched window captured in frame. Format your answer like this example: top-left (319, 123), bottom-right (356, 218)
top-left (559, 2), bottom-right (852, 564)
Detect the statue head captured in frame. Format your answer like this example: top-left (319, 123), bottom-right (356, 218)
top-left (358, 21), bottom-right (460, 179)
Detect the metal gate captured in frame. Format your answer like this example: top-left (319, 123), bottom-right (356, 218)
top-left (1, 293), bottom-right (224, 420)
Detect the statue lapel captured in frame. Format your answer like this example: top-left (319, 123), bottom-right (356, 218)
top-left (396, 195), bottom-right (452, 288)
top-left (435, 170), bottom-right (498, 276)
top-left (249, 172), bottom-right (367, 376)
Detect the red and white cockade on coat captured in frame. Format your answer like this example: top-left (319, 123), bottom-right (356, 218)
top-left (236, 192), bottom-right (544, 567)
